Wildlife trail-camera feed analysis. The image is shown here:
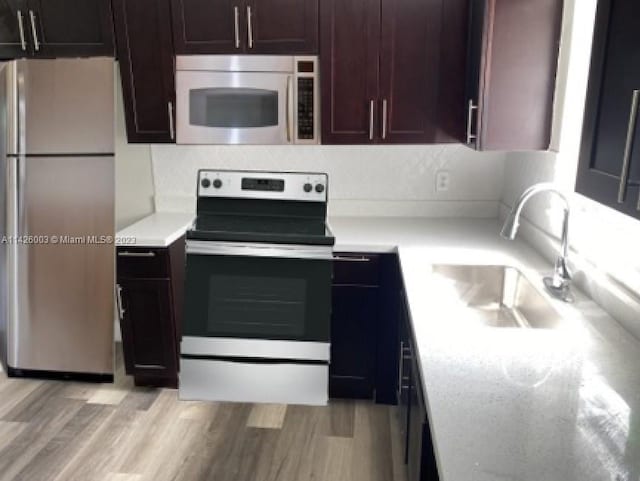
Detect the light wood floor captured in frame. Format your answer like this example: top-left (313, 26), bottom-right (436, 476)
top-left (0, 346), bottom-right (408, 481)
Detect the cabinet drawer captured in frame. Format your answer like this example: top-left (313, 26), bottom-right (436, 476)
top-left (332, 253), bottom-right (380, 286)
top-left (117, 247), bottom-right (169, 279)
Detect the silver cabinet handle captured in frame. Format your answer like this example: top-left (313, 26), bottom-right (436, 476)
top-left (168, 101), bottom-right (175, 140)
top-left (17, 10), bottom-right (27, 51)
top-left (369, 100), bottom-right (375, 141)
top-left (618, 89), bottom-right (640, 203)
top-left (286, 76), bottom-right (293, 143)
top-left (246, 6), bottom-right (254, 49)
top-left (397, 340), bottom-right (405, 395)
top-left (466, 99), bottom-right (478, 144)
top-left (116, 284), bottom-right (125, 320)
top-left (332, 255), bottom-right (371, 262)
top-left (382, 99), bottom-right (388, 140)
top-left (234, 6), bottom-right (240, 49)
top-left (28, 10), bottom-right (39, 51)
top-left (117, 251), bottom-right (156, 258)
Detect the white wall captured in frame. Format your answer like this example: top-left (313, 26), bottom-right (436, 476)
top-left (501, 0), bottom-right (640, 334)
top-left (114, 64), bottom-right (155, 230)
top-left (151, 144), bottom-right (507, 217)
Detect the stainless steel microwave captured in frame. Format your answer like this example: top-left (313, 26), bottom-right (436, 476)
top-left (176, 55), bottom-right (319, 145)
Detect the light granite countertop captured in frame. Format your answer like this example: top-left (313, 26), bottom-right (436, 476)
top-left (116, 213), bottom-right (195, 247)
top-left (120, 213), bottom-right (640, 481)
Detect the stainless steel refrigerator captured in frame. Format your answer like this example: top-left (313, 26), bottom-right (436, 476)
top-left (0, 58), bottom-right (115, 380)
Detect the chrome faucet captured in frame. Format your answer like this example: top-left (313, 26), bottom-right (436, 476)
top-left (500, 183), bottom-right (574, 303)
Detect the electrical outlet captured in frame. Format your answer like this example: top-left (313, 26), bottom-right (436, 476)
top-left (436, 171), bottom-right (450, 192)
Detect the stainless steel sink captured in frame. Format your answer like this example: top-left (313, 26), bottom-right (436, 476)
top-left (428, 265), bottom-right (562, 329)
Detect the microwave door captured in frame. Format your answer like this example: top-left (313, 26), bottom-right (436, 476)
top-left (176, 71), bottom-right (292, 145)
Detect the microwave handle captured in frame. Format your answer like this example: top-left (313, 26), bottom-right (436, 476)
top-left (286, 75), bottom-right (293, 143)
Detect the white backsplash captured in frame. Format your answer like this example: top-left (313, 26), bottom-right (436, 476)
top-left (151, 144), bottom-right (506, 217)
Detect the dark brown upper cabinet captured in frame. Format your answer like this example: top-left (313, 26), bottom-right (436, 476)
top-left (320, 0), bottom-right (468, 144)
top-left (465, 0), bottom-right (564, 151)
top-left (171, 0), bottom-right (318, 55)
top-left (577, 0), bottom-right (640, 220)
top-left (27, 0), bottom-right (114, 57)
top-left (0, 0), bottom-right (114, 59)
top-left (113, 0), bottom-right (176, 143)
top-left (0, 0), bottom-right (28, 58)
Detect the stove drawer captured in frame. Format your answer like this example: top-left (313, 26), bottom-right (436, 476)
top-left (179, 357), bottom-right (328, 405)
top-left (117, 247), bottom-right (169, 279)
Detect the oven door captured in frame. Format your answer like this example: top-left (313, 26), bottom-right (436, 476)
top-left (176, 70), bottom-right (293, 144)
top-left (183, 241), bottom-right (332, 345)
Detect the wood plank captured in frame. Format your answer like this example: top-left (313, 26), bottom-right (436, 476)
top-left (351, 403), bottom-right (395, 481)
top-left (247, 403), bottom-right (288, 429)
top-left (11, 404), bottom-right (114, 481)
top-left (328, 400), bottom-right (356, 438)
top-left (0, 421), bottom-right (28, 452)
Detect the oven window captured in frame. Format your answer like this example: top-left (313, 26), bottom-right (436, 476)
top-left (189, 88), bottom-right (279, 128)
top-left (184, 254), bottom-right (331, 342)
top-left (208, 275), bottom-right (307, 337)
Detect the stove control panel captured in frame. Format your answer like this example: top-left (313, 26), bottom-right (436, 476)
top-left (198, 170), bottom-right (328, 202)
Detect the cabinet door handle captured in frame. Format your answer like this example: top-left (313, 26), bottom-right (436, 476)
top-left (382, 99), bottom-right (388, 140)
top-left (116, 284), bottom-right (125, 320)
top-left (17, 10), bottom-right (27, 51)
top-left (466, 99), bottom-right (478, 144)
top-left (28, 10), bottom-right (39, 51)
top-left (332, 255), bottom-right (371, 262)
top-left (618, 89), bottom-right (640, 203)
top-left (168, 101), bottom-right (175, 140)
top-left (233, 6), bottom-right (240, 49)
top-left (397, 340), bottom-right (405, 395)
top-left (118, 251), bottom-right (156, 258)
top-left (246, 6), bottom-right (254, 49)
top-left (369, 100), bottom-right (375, 141)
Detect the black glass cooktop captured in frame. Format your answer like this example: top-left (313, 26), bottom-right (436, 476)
top-left (187, 214), bottom-right (335, 246)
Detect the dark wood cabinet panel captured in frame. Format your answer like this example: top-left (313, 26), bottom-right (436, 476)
top-left (320, 0), bottom-right (380, 144)
top-left (113, 0), bottom-right (175, 143)
top-left (385, 0), bottom-right (469, 144)
top-left (27, 0), bottom-right (114, 57)
top-left (0, 0), bottom-right (28, 58)
top-left (119, 278), bottom-right (179, 388)
top-left (577, 0), bottom-right (640, 219)
top-left (465, 0), bottom-right (563, 151)
top-left (171, 0), bottom-right (241, 54)
top-left (116, 238), bottom-right (185, 388)
top-left (247, 0), bottom-right (317, 54)
top-left (329, 284), bottom-right (378, 399)
top-left (321, 0), bottom-right (466, 144)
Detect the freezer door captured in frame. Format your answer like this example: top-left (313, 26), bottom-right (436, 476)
top-left (7, 155), bottom-right (114, 374)
top-left (11, 58), bottom-right (114, 155)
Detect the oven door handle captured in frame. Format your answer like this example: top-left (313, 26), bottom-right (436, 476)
top-left (186, 240), bottom-right (333, 261)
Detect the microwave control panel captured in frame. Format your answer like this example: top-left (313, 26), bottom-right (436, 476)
top-left (294, 57), bottom-right (319, 145)
top-left (298, 77), bottom-right (315, 140)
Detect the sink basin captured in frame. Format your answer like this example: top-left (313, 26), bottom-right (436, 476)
top-left (427, 265), bottom-right (562, 329)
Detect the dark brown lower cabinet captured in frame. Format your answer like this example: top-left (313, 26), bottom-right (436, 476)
top-left (116, 237), bottom-right (185, 388)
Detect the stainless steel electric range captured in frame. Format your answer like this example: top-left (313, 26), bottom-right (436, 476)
top-left (180, 170), bottom-right (335, 405)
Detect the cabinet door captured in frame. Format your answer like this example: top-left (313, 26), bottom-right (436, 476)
top-left (0, 0), bottom-right (29, 58)
top-left (379, 0), bottom-right (462, 143)
top-left (320, 0), bottom-right (380, 144)
top-left (246, 0), bottom-right (317, 54)
top-left (119, 279), bottom-right (178, 388)
top-left (27, 0), bottom-right (114, 57)
top-left (577, 0), bottom-right (640, 219)
top-left (113, 0), bottom-right (176, 143)
top-left (329, 285), bottom-right (378, 399)
top-left (466, 0), bottom-right (563, 151)
top-left (171, 0), bottom-right (243, 54)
